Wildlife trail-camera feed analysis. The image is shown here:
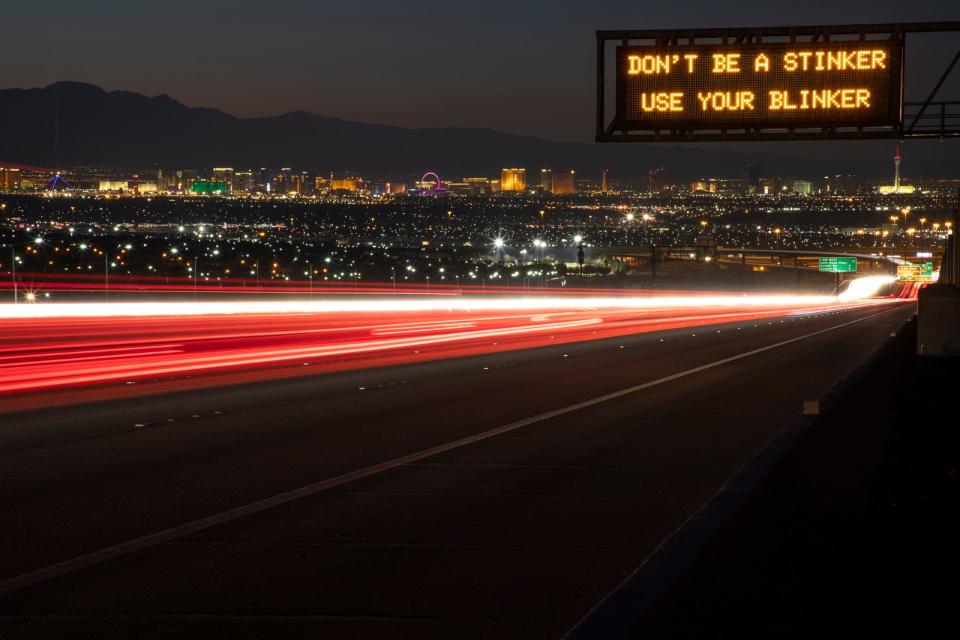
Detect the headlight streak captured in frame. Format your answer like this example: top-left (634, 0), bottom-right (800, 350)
top-left (836, 275), bottom-right (898, 303)
top-left (0, 294), bottom-right (850, 319)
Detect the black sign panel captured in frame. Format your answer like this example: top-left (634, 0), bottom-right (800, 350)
top-left (615, 41), bottom-right (903, 130)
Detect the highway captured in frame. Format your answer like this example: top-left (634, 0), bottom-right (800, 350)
top-left (0, 288), bottom-right (898, 404)
top-left (0, 298), bottom-right (915, 638)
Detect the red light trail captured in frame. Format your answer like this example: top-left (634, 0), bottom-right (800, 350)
top-left (0, 288), bottom-right (911, 399)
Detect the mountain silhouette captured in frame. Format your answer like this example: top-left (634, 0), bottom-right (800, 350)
top-left (0, 82), bottom-right (946, 180)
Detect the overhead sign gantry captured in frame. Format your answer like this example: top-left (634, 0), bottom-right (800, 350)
top-left (596, 22), bottom-right (960, 142)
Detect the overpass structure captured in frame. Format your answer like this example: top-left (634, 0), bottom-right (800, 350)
top-left (599, 246), bottom-right (907, 275)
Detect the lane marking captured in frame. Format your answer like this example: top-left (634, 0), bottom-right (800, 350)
top-left (0, 305), bottom-right (906, 598)
top-left (564, 305), bottom-right (912, 639)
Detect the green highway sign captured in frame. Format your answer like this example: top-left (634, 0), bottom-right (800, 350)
top-left (818, 257), bottom-right (858, 273)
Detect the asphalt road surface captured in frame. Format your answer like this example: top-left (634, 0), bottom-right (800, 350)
top-left (0, 302), bottom-right (915, 638)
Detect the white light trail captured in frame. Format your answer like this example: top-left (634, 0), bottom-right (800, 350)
top-left (837, 276), bottom-right (897, 303)
top-left (0, 292), bottom-right (890, 319)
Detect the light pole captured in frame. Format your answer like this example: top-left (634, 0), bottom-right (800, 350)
top-left (889, 215), bottom-right (900, 258)
top-left (919, 217), bottom-right (927, 256)
top-left (533, 240), bottom-right (545, 289)
top-left (574, 235), bottom-right (584, 277)
top-left (901, 207), bottom-right (911, 259)
top-left (11, 246), bottom-right (17, 304)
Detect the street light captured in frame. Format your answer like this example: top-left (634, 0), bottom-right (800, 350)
top-left (574, 235), bottom-right (585, 276)
top-left (900, 207), bottom-right (911, 239)
top-left (10, 246), bottom-right (17, 304)
top-left (494, 237), bottom-right (505, 264)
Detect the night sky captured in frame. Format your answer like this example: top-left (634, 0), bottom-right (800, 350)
top-left (1, 0), bottom-right (958, 156)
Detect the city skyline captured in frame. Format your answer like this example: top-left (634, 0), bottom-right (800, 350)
top-left (1, 2), bottom-right (957, 148)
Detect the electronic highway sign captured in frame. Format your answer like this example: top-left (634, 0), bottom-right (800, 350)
top-left (595, 23), bottom-right (960, 142)
top-left (897, 262), bottom-right (934, 282)
top-left (615, 42), bottom-right (902, 131)
top-left (819, 257), bottom-right (858, 273)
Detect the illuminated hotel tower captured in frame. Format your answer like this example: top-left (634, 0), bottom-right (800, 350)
top-left (540, 168), bottom-right (552, 191)
top-left (500, 168), bottom-right (526, 192)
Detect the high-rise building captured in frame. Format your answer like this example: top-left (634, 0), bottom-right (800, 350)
top-left (500, 168), bottom-right (526, 192)
top-left (464, 177), bottom-right (490, 195)
top-left (282, 171), bottom-right (310, 194)
top-left (878, 145), bottom-right (916, 194)
top-left (272, 168), bottom-right (295, 193)
top-left (233, 171), bottom-right (253, 193)
top-left (539, 169), bottom-right (552, 192)
top-left (601, 168), bottom-right (609, 193)
top-left (792, 180), bottom-right (814, 195)
top-left (648, 166), bottom-right (666, 193)
top-left (259, 168), bottom-right (273, 192)
top-left (330, 177), bottom-right (359, 191)
top-left (745, 165), bottom-right (763, 192)
top-left (894, 145), bottom-right (901, 193)
top-left (0, 167), bottom-right (22, 191)
top-left (190, 180), bottom-right (229, 194)
top-left (550, 170), bottom-right (575, 195)
top-left (98, 180), bottom-right (129, 192)
top-left (212, 168), bottom-right (234, 192)
top-left (824, 174), bottom-right (862, 195)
